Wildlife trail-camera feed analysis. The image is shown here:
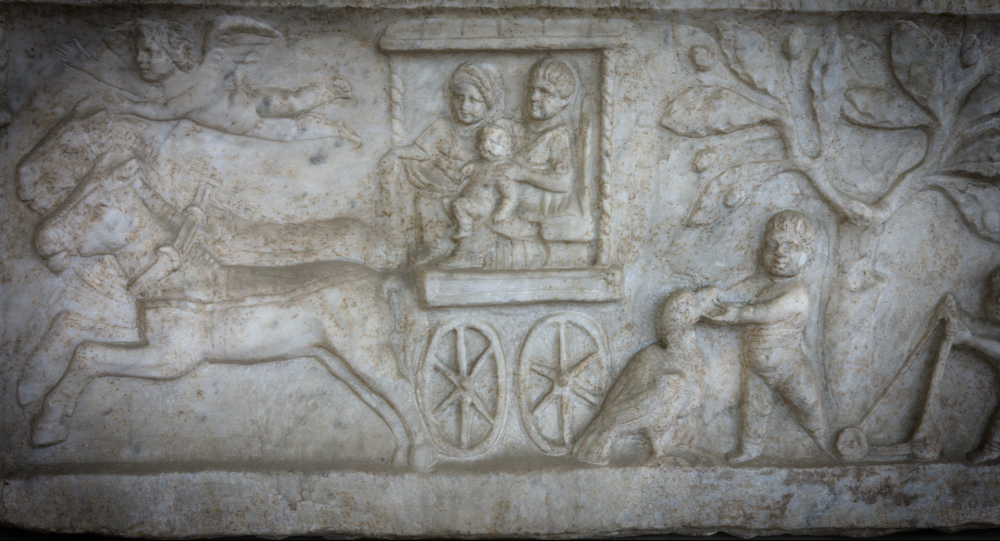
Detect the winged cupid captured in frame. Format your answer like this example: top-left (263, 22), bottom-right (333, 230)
top-left (57, 16), bottom-right (361, 145)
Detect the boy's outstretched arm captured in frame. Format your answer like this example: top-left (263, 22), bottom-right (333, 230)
top-left (57, 41), bottom-right (152, 97)
top-left (709, 284), bottom-right (809, 326)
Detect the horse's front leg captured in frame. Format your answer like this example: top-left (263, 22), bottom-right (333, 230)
top-left (32, 310), bottom-right (209, 447)
top-left (18, 311), bottom-right (139, 407)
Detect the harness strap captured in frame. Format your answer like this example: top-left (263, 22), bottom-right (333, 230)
top-left (128, 167), bottom-right (213, 297)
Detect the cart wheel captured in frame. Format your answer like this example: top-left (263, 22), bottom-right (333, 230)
top-left (518, 313), bottom-right (610, 455)
top-left (836, 427), bottom-right (869, 461)
top-left (417, 318), bottom-right (508, 458)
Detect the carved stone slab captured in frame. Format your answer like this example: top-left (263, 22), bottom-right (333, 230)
top-left (3, 1), bottom-right (1000, 537)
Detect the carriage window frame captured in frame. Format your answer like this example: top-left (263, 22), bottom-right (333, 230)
top-left (379, 18), bottom-right (627, 308)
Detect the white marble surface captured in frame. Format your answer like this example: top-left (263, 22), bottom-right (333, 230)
top-left (2, 2), bottom-right (1000, 537)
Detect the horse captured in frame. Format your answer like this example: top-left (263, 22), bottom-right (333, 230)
top-left (31, 154), bottom-right (420, 467)
top-left (18, 109), bottom-right (150, 215)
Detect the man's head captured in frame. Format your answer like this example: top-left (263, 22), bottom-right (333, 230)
top-left (479, 122), bottom-right (512, 163)
top-left (761, 209), bottom-right (814, 278)
top-left (527, 58), bottom-right (575, 121)
top-left (134, 20), bottom-right (195, 83)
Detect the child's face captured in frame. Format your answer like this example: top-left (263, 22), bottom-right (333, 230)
top-left (135, 34), bottom-right (176, 83)
top-left (479, 129), bottom-right (510, 162)
top-left (761, 229), bottom-right (811, 278)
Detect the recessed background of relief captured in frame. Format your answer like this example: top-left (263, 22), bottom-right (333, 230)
top-left (4, 2), bottom-right (1000, 538)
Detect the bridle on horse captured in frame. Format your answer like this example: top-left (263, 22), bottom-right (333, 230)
top-left (127, 161), bottom-right (212, 298)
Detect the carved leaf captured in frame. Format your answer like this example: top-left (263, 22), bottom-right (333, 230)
top-left (890, 21), bottom-right (942, 112)
top-left (842, 87), bottom-right (932, 129)
top-left (717, 22), bottom-right (786, 102)
top-left (956, 74), bottom-right (1000, 134)
top-left (934, 179), bottom-right (1000, 242)
top-left (659, 86), bottom-right (778, 138)
top-left (687, 161), bottom-right (787, 226)
top-left (811, 33), bottom-right (847, 129)
top-left (946, 131), bottom-right (1000, 179)
top-left (842, 35), bottom-right (892, 88)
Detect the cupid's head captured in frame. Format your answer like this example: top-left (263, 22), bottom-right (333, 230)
top-left (134, 20), bottom-right (196, 82)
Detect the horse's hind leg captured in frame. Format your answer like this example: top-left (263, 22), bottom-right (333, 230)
top-left (311, 346), bottom-right (410, 468)
top-left (32, 341), bottom-right (202, 447)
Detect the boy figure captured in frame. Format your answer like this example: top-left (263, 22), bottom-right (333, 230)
top-left (708, 210), bottom-right (831, 463)
top-left (451, 121), bottom-right (523, 240)
top-left (942, 267), bottom-right (1000, 463)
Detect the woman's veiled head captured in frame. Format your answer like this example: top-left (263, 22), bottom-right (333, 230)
top-left (449, 62), bottom-right (503, 125)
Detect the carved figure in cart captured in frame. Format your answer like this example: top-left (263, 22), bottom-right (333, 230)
top-left (443, 122), bottom-right (531, 268)
top-left (506, 57), bottom-right (592, 248)
top-left (573, 286), bottom-right (720, 466)
top-left (380, 61), bottom-right (511, 263)
top-left (27, 155), bottom-right (422, 467)
top-left (442, 57), bottom-right (586, 269)
top-left (57, 17), bottom-right (359, 143)
top-left (707, 210), bottom-right (832, 463)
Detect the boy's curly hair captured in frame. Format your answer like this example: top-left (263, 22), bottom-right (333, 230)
top-left (765, 209), bottom-right (815, 249)
top-left (135, 20), bottom-right (196, 73)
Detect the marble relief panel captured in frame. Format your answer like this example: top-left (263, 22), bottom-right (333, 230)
top-left (3, 4), bottom-right (1000, 537)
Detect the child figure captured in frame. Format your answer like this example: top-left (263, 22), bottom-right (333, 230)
top-left (707, 210), bottom-right (831, 464)
top-left (57, 17), bottom-right (359, 144)
top-left (451, 122), bottom-right (520, 240)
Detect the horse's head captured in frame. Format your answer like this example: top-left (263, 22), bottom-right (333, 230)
top-left (35, 157), bottom-right (163, 274)
top-left (18, 110), bottom-right (149, 215)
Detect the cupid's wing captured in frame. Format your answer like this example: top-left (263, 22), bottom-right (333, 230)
top-left (201, 15), bottom-right (282, 67)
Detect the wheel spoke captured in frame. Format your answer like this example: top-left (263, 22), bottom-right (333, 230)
top-left (433, 388), bottom-right (462, 415)
top-left (466, 346), bottom-right (494, 379)
top-left (557, 322), bottom-right (568, 373)
top-left (456, 326), bottom-right (468, 376)
top-left (459, 395), bottom-right (472, 448)
top-left (569, 352), bottom-right (598, 378)
top-left (530, 362), bottom-right (558, 381)
top-left (531, 387), bottom-right (558, 414)
top-left (572, 383), bottom-right (602, 406)
top-left (434, 363), bottom-right (461, 387)
top-left (560, 393), bottom-right (573, 445)
top-left (470, 391), bottom-right (495, 425)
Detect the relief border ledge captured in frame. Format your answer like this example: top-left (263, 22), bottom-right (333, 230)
top-left (8, 0), bottom-right (1000, 15)
top-left (2, 462), bottom-right (998, 538)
